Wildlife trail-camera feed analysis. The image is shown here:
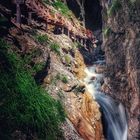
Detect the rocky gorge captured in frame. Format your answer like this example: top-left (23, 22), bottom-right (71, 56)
top-left (0, 0), bottom-right (140, 140)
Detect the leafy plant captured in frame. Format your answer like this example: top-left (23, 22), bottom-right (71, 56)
top-left (0, 39), bottom-right (65, 139)
top-left (107, 0), bottom-right (122, 16)
top-left (50, 43), bottom-right (60, 55)
top-left (61, 75), bottom-right (68, 84)
top-left (52, 0), bottom-right (72, 18)
top-left (32, 62), bottom-right (45, 73)
top-left (64, 54), bottom-right (71, 65)
top-left (35, 34), bottom-right (48, 44)
top-left (53, 73), bottom-right (68, 84)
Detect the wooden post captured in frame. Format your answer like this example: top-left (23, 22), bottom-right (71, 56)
top-left (81, 38), bottom-right (84, 46)
top-left (67, 29), bottom-right (70, 37)
top-left (83, 39), bottom-right (86, 47)
top-left (45, 23), bottom-right (48, 31)
top-left (76, 36), bottom-right (78, 43)
top-left (16, 3), bottom-right (21, 24)
top-left (61, 27), bottom-right (64, 34)
top-left (28, 12), bottom-right (32, 25)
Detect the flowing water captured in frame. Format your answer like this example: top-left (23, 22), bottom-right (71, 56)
top-left (84, 60), bottom-right (128, 140)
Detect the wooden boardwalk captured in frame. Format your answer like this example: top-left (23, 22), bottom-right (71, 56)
top-left (13, 0), bottom-right (97, 46)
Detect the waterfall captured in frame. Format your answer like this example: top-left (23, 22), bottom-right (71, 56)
top-left (84, 61), bottom-right (128, 140)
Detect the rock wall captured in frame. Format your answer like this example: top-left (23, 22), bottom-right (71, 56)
top-left (101, 0), bottom-right (140, 139)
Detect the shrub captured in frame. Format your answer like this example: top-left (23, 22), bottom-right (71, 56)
top-left (107, 0), bottom-right (122, 16)
top-left (35, 34), bottom-right (48, 44)
top-left (50, 43), bottom-right (60, 55)
top-left (61, 75), bottom-right (68, 84)
top-left (32, 62), bottom-right (45, 73)
top-left (0, 39), bottom-right (65, 139)
top-left (64, 54), bottom-right (71, 65)
top-left (52, 1), bottom-right (72, 18)
top-left (54, 73), bottom-right (68, 84)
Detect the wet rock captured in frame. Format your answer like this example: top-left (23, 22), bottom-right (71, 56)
top-left (95, 65), bottom-right (106, 74)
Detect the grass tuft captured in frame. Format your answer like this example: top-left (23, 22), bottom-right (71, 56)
top-left (35, 34), bottom-right (49, 45)
top-left (50, 43), bottom-right (60, 55)
top-left (0, 39), bottom-right (65, 139)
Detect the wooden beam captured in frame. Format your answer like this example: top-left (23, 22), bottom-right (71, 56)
top-left (16, 3), bottom-right (21, 24)
top-left (28, 12), bottom-right (32, 25)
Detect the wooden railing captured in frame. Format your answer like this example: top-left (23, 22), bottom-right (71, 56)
top-left (13, 0), bottom-right (97, 46)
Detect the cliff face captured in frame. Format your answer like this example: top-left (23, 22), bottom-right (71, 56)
top-left (0, 1), bottom-right (103, 139)
top-left (101, 0), bottom-right (140, 139)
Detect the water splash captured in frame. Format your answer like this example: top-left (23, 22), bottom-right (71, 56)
top-left (84, 63), bottom-right (128, 140)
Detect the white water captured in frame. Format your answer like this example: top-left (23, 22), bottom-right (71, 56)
top-left (84, 62), bottom-right (128, 140)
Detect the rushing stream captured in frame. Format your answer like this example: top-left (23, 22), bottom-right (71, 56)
top-left (84, 60), bottom-right (128, 140)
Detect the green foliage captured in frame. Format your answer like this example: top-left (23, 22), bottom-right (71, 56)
top-left (32, 62), bottom-right (45, 73)
top-left (50, 43), bottom-right (60, 55)
top-left (22, 48), bottom-right (45, 74)
top-left (52, 0), bottom-right (72, 18)
top-left (107, 0), bottom-right (122, 16)
top-left (103, 27), bottom-right (112, 37)
top-left (61, 75), bottom-right (68, 83)
top-left (64, 54), bottom-right (71, 65)
top-left (53, 73), bottom-right (68, 85)
top-left (0, 39), bottom-right (65, 139)
top-left (43, 0), bottom-right (51, 5)
top-left (35, 34), bottom-right (48, 44)
top-left (76, 43), bottom-right (82, 48)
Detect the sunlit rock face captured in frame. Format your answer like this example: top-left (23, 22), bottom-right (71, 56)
top-left (101, 0), bottom-right (140, 139)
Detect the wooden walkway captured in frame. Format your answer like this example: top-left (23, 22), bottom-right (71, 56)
top-left (13, 0), bottom-right (97, 46)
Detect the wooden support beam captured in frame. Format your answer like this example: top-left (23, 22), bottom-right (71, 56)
top-left (28, 12), bottom-right (32, 25)
top-left (64, 28), bottom-right (69, 37)
top-left (61, 26), bottom-right (64, 34)
top-left (80, 38), bottom-right (84, 46)
top-left (83, 39), bottom-right (87, 46)
top-left (16, 3), bottom-right (21, 24)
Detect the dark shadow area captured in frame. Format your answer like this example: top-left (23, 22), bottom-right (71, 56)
top-left (66, 0), bottom-right (102, 31)
top-left (84, 0), bottom-right (102, 31)
top-left (34, 55), bottom-right (51, 85)
top-left (66, 0), bottom-right (82, 20)
top-left (100, 109), bottom-right (108, 140)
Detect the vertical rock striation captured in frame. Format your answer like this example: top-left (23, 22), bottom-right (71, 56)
top-left (101, 0), bottom-right (140, 139)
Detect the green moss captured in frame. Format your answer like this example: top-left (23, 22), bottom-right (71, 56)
top-left (50, 43), bottom-right (60, 55)
top-left (107, 0), bottom-right (122, 16)
top-left (0, 39), bottom-right (65, 139)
